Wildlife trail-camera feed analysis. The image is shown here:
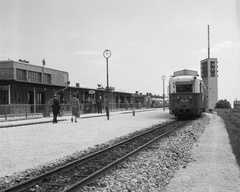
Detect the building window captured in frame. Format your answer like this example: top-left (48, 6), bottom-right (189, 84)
top-left (16, 88), bottom-right (27, 104)
top-left (37, 92), bottom-right (43, 104)
top-left (43, 73), bottom-right (51, 84)
top-left (16, 69), bottom-right (27, 81)
top-left (201, 62), bottom-right (208, 77)
top-left (210, 61), bottom-right (215, 77)
top-left (36, 92), bottom-right (44, 112)
top-left (0, 86), bottom-right (8, 104)
top-left (28, 71), bottom-right (42, 83)
top-left (10, 85), bottom-right (27, 104)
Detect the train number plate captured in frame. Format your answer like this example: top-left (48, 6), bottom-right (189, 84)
top-left (180, 99), bottom-right (189, 102)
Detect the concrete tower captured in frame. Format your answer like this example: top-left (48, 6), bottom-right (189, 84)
top-left (200, 58), bottom-right (218, 109)
top-left (200, 25), bottom-right (218, 110)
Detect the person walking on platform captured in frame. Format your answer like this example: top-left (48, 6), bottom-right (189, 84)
top-left (70, 93), bottom-right (80, 122)
top-left (51, 94), bottom-right (60, 123)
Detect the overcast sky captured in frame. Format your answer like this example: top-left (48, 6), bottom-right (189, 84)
top-left (0, 0), bottom-right (239, 104)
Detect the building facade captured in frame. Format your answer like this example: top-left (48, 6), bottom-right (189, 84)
top-left (0, 60), bottom-right (159, 116)
top-left (0, 60), bottom-right (69, 114)
top-left (0, 60), bottom-right (69, 104)
top-left (200, 58), bottom-right (218, 109)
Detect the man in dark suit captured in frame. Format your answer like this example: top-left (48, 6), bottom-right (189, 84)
top-left (52, 94), bottom-right (60, 123)
top-left (96, 99), bottom-right (102, 113)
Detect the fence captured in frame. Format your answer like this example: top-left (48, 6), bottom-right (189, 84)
top-left (0, 102), bottom-right (155, 122)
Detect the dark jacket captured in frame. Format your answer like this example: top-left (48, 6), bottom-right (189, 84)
top-left (52, 98), bottom-right (60, 113)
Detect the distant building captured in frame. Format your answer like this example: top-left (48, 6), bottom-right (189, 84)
top-left (234, 100), bottom-right (240, 109)
top-left (200, 58), bottom-right (218, 110)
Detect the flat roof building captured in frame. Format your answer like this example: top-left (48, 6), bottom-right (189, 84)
top-left (0, 60), bottom-right (69, 105)
top-left (0, 60), bottom-right (158, 118)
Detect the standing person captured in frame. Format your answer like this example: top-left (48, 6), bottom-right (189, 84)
top-left (59, 98), bottom-right (65, 116)
top-left (96, 99), bottom-right (102, 114)
top-left (48, 96), bottom-right (53, 116)
top-left (125, 100), bottom-right (129, 110)
top-left (70, 93), bottom-right (80, 122)
top-left (52, 94), bottom-right (60, 123)
top-left (130, 100), bottom-right (133, 109)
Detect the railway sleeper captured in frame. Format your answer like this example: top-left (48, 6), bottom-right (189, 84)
top-left (84, 165), bottom-right (102, 168)
top-left (41, 182), bottom-right (68, 187)
top-left (147, 144), bottom-right (160, 149)
top-left (59, 173), bottom-right (88, 178)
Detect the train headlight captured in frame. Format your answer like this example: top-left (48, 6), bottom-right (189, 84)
top-left (176, 96), bottom-right (180, 100)
top-left (189, 96), bottom-right (192, 100)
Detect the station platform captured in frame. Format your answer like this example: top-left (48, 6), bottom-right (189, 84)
top-left (0, 109), bottom-right (158, 128)
top-left (0, 108), bottom-right (173, 177)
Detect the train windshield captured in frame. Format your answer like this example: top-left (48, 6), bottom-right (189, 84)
top-left (176, 84), bottom-right (193, 92)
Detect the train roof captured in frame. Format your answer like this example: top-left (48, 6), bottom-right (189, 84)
top-left (173, 69), bottom-right (198, 76)
top-left (170, 75), bottom-right (203, 82)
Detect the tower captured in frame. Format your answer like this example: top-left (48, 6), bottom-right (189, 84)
top-left (200, 25), bottom-right (218, 110)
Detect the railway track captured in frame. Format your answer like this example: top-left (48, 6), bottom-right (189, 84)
top-left (1, 120), bottom-right (188, 192)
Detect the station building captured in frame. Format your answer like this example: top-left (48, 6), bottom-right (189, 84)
top-left (0, 60), bottom-right (157, 116)
top-left (0, 60), bottom-right (70, 114)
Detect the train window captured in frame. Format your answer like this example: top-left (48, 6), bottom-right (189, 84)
top-left (176, 84), bottom-right (193, 92)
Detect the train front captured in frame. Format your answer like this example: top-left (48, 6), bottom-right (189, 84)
top-left (168, 73), bottom-right (204, 118)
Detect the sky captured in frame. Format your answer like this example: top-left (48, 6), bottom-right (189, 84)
top-left (0, 0), bottom-right (240, 104)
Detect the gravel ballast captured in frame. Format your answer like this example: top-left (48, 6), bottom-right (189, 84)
top-left (80, 115), bottom-right (210, 191)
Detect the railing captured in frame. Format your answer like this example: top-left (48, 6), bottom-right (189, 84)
top-left (0, 103), bottom-right (159, 122)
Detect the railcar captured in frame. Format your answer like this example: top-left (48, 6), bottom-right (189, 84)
top-left (168, 69), bottom-right (206, 118)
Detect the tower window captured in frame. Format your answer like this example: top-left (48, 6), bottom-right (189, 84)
top-left (201, 62), bottom-right (208, 77)
top-left (210, 61), bottom-right (215, 77)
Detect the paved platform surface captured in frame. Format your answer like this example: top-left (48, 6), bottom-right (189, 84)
top-left (0, 109), bottom-right (152, 128)
top-left (165, 114), bottom-right (240, 192)
top-left (0, 108), bottom-right (173, 177)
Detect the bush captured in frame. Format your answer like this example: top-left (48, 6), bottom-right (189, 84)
top-left (215, 99), bottom-right (231, 108)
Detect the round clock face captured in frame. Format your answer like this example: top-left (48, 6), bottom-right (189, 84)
top-left (161, 75), bottom-right (166, 80)
top-left (103, 50), bottom-right (111, 58)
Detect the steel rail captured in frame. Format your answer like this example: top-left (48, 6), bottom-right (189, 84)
top-left (0, 120), bottom-right (178, 192)
top-left (63, 121), bottom-right (187, 192)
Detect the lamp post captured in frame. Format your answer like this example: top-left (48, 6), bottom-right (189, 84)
top-left (161, 75), bottom-right (166, 111)
top-left (42, 59), bottom-right (45, 83)
top-left (55, 81), bottom-right (70, 94)
top-left (103, 49), bottom-right (111, 120)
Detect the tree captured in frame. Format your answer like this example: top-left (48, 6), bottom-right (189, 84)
top-left (215, 99), bottom-right (231, 108)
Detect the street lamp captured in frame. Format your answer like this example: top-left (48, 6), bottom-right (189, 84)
top-left (55, 81), bottom-right (70, 94)
top-left (161, 75), bottom-right (166, 111)
top-left (103, 49), bottom-right (111, 120)
top-left (42, 59), bottom-right (45, 83)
